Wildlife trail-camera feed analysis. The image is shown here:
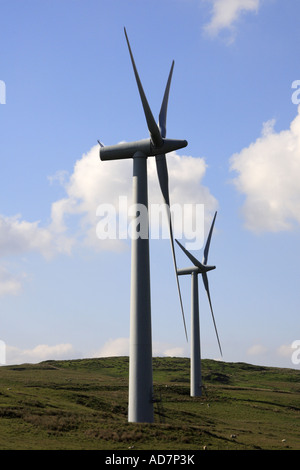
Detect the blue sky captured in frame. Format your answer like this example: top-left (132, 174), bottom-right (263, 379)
top-left (0, 0), bottom-right (300, 369)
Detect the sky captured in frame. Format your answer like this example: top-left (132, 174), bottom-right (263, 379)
top-left (0, 0), bottom-right (300, 369)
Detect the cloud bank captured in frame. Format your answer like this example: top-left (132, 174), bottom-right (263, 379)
top-left (246, 341), bottom-right (298, 368)
top-left (0, 145), bottom-right (217, 296)
top-left (6, 343), bottom-right (79, 365)
top-left (96, 337), bottom-right (187, 358)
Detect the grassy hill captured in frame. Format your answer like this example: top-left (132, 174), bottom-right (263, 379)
top-left (0, 357), bottom-right (299, 450)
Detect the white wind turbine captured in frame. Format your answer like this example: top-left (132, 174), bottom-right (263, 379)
top-left (176, 211), bottom-right (222, 396)
top-left (99, 28), bottom-right (188, 422)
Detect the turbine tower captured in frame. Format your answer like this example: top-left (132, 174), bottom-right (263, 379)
top-left (176, 211), bottom-right (222, 397)
top-left (99, 28), bottom-right (188, 423)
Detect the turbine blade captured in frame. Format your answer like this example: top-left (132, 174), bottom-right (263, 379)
top-left (175, 239), bottom-right (204, 271)
top-left (155, 62), bottom-right (188, 341)
top-left (159, 60), bottom-right (174, 139)
top-left (167, 207), bottom-right (188, 341)
top-left (203, 211), bottom-right (217, 265)
top-left (124, 28), bottom-right (163, 148)
top-left (202, 272), bottom-right (222, 357)
top-left (155, 61), bottom-right (175, 207)
top-left (156, 154), bottom-right (170, 206)
top-left (155, 160), bottom-right (187, 341)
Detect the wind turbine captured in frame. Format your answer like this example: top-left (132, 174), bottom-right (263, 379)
top-left (99, 28), bottom-right (188, 423)
top-left (176, 211), bottom-right (222, 397)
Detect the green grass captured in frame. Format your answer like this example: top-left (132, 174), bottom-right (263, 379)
top-left (0, 357), bottom-right (299, 450)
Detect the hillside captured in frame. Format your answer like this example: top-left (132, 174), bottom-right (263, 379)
top-left (0, 357), bottom-right (299, 450)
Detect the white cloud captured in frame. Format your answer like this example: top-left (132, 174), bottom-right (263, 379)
top-left (0, 214), bottom-right (74, 260)
top-left (96, 337), bottom-right (130, 357)
top-left (277, 343), bottom-right (294, 358)
top-left (204, 0), bottom-right (261, 40)
top-left (245, 342), bottom-right (300, 368)
top-left (0, 213), bottom-right (74, 296)
top-left (6, 343), bottom-right (79, 365)
top-left (230, 107), bottom-right (300, 233)
top-left (158, 346), bottom-right (186, 357)
top-left (50, 145), bottom-right (132, 251)
top-left (247, 343), bottom-right (267, 356)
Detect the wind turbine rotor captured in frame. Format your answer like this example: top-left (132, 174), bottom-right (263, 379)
top-left (175, 239), bottom-right (210, 273)
top-left (100, 31), bottom-right (187, 162)
top-left (175, 211), bottom-right (222, 356)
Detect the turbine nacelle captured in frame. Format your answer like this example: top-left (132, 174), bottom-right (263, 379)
top-left (177, 265), bottom-right (216, 276)
top-left (100, 137), bottom-right (187, 161)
